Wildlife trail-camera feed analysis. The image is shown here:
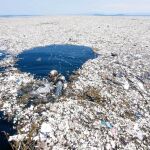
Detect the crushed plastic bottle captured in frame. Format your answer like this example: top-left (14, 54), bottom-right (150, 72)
top-left (100, 120), bottom-right (113, 129)
top-left (55, 81), bottom-right (64, 97)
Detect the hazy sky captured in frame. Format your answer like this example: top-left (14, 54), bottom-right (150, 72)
top-left (0, 0), bottom-right (150, 15)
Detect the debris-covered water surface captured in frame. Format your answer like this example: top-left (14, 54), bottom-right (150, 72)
top-left (0, 52), bottom-right (150, 149)
top-left (0, 45), bottom-right (99, 149)
top-left (0, 16), bottom-right (150, 149)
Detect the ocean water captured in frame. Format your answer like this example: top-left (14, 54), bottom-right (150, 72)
top-left (0, 51), bottom-right (6, 72)
top-left (16, 44), bottom-right (98, 79)
top-left (0, 51), bottom-right (6, 60)
top-left (0, 15), bottom-right (37, 18)
top-left (0, 67), bottom-right (5, 72)
top-left (0, 112), bottom-right (16, 150)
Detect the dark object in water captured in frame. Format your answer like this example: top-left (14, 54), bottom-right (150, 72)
top-left (49, 70), bottom-right (66, 97)
top-left (111, 52), bottom-right (118, 57)
top-left (0, 111), bottom-right (16, 150)
top-left (54, 75), bottom-right (66, 97)
top-left (48, 70), bottom-right (59, 83)
top-left (16, 44), bottom-right (98, 79)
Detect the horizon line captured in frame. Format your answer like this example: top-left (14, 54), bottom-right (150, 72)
top-left (0, 13), bottom-right (150, 17)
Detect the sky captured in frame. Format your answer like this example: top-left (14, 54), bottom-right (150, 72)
top-left (0, 0), bottom-right (150, 15)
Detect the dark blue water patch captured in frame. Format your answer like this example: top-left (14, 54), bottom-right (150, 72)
top-left (16, 44), bottom-right (98, 79)
top-left (0, 111), bottom-right (16, 150)
top-left (0, 67), bottom-right (5, 72)
top-left (0, 51), bottom-right (6, 60)
top-left (0, 51), bottom-right (8, 73)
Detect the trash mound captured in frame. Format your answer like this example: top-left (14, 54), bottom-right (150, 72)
top-left (16, 44), bottom-right (98, 79)
top-left (8, 100), bottom-right (149, 149)
top-left (0, 67), bottom-right (69, 148)
top-left (69, 53), bottom-right (150, 149)
top-left (0, 52), bottom-right (149, 149)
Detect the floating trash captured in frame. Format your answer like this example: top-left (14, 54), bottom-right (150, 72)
top-left (55, 81), bottom-right (64, 97)
top-left (100, 120), bottom-right (113, 129)
top-left (16, 45), bottom-right (98, 79)
top-left (135, 112), bottom-right (142, 120)
top-left (48, 70), bottom-right (66, 97)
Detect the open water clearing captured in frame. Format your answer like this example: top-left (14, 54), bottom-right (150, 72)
top-left (16, 44), bottom-right (98, 79)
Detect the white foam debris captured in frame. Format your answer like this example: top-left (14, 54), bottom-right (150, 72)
top-left (9, 134), bottom-right (27, 141)
top-left (123, 79), bottom-right (130, 90)
top-left (35, 83), bottom-right (51, 94)
top-left (40, 122), bottom-right (53, 133)
top-left (133, 123), bottom-right (144, 140)
top-left (137, 80), bottom-right (145, 92)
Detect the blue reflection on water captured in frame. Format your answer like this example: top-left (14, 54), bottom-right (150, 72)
top-left (16, 45), bottom-right (98, 79)
top-left (0, 51), bottom-right (6, 60)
